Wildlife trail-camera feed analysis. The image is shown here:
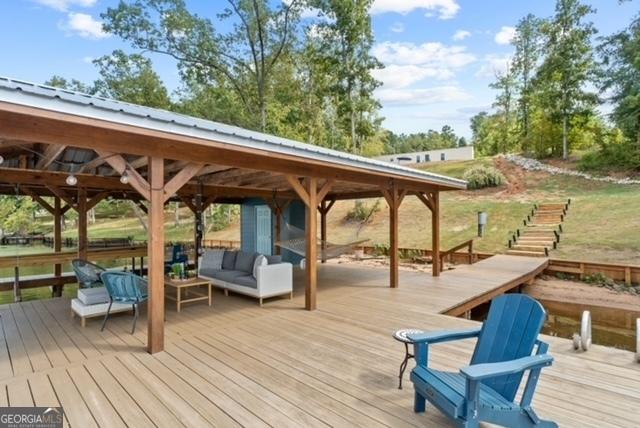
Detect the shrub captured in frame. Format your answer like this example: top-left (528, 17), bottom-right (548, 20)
top-left (345, 200), bottom-right (380, 223)
top-left (462, 165), bottom-right (506, 189)
top-left (578, 142), bottom-right (640, 174)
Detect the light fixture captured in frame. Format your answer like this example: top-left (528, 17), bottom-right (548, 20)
top-left (120, 171), bottom-right (130, 185)
top-left (0, 155), bottom-right (4, 165)
top-left (66, 174), bottom-right (78, 186)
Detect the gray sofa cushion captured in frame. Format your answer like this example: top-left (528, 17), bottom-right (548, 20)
top-left (201, 249), bottom-right (224, 270)
top-left (222, 251), bottom-right (237, 270)
top-left (266, 255), bottom-right (282, 264)
top-left (234, 275), bottom-right (258, 289)
top-left (205, 269), bottom-right (247, 283)
top-left (235, 251), bottom-right (256, 273)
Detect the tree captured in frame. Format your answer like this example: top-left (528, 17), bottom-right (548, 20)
top-left (44, 76), bottom-right (96, 94)
top-left (511, 14), bottom-right (543, 139)
top-left (102, 0), bottom-right (300, 132)
top-left (93, 50), bottom-right (171, 108)
top-left (599, 13), bottom-right (640, 147)
top-left (535, 0), bottom-right (599, 159)
top-left (309, 0), bottom-right (382, 153)
top-left (490, 66), bottom-right (518, 153)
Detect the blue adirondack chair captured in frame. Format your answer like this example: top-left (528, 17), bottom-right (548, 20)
top-left (100, 271), bottom-right (148, 334)
top-left (408, 294), bottom-right (556, 428)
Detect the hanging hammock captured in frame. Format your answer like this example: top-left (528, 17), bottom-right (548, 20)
top-left (274, 222), bottom-right (369, 261)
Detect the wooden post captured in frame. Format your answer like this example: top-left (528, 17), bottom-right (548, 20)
top-left (194, 193), bottom-right (203, 271)
top-left (13, 267), bottom-right (21, 302)
top-left (432, 191), bottom-right (440, 277)
top-left (305, 178), bottom-right (318, 310)
top-left (77, 187), bottom-right (88, 262)
top-left (382, 184), bottom-right (405, 288)
top-left (319, 201), bottom-right (328, 263)
top-left (148, 157), bottom-right (165, 354)
top-left (274, 208), bottom-right (282, 256)
top-left (53, 197), bottom-right (63, 297)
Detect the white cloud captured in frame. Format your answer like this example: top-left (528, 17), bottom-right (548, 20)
top-left (61, 12), bottom-right (110, 39)
top-left (373, 41), bottom-right (476, 68)
top-left (475, 54), bottom-right (512, 78)
top-left (32, 0), bottom-right (96, 11)
top-left (372, 65), bottom-right (454, 89)
top-left (376, 86), bottom-right (472, 105)
top-left (390, 22), bottom-right (405, 33)
top-left (452, 30), bottom-right (471, 41)
top-left (371, 0), bottom-right (460, 20)
top-left (82, 56), bottom-right (94, 64)
top-left (494, 26), bottom-right (516, 45)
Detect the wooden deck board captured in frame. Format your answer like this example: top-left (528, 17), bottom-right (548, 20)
top-left (0, 258), bottom-right (638, 427)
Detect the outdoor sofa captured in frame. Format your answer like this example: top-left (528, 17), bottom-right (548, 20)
top-left (198, 249), bottom-right (293, 305)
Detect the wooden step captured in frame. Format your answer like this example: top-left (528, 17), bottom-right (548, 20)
top-left (515, 240), bottom-right (555, 246)
top-left (506, 249), bottom-right (547, 257)
top-left (512, 245), bottom-right (549, 252)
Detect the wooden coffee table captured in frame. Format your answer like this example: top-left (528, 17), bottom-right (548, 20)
top-left (165, 276), bottom-right (212, 312)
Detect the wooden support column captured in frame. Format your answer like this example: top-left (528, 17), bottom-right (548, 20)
top-left (416, 190), bottom-right (441, 277)
top-left (53, 197), bottom-right (63, 297)
top-left (148, 157), bottom-right (165, 354)
top-left (194, 191), bottom-right (203, 271)
top-left (285, 175), bottom-right (327, 310)
top-left (77, 187), bottom-right (88, 262)
top-left (267, 200), bottom-right (290, 256)
top-left (382, 184), bottom-right (406, 288)
top-left (432, 191), bottom-right (441, 277)
top-left (305, 178), bottom-right (318, 310)
top-left (318, 199), bottom-right (335, 263)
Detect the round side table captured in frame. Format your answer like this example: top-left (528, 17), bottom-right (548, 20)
top-left (392, 328), bottom-right (424, 390)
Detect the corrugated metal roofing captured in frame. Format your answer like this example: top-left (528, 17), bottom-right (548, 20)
top-left (0, 76), bottom-right (467, 190)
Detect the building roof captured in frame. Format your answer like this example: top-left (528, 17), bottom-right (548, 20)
top-left (0, 77), bottom-right (466, 190)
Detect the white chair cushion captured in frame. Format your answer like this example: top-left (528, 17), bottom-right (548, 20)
top-left (77, 287), bottom-right (110, 305)
top-left (71, 298), bottom-right (131, 317)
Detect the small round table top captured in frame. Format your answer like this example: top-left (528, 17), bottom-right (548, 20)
top-left (393, 328), bottom-right (425, 343)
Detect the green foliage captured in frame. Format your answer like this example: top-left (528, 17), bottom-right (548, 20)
top-left (0, 196), bottom-right (38, 235)
top-left (583, 272), bottom-right (614, 286)
top-left (579, 136), bottom-right (640, 172)
top-left (345, 200), bottom-right (380, 223)
top-left (372, 243), bottom-right (389, 257)
top-left (598, 11), bottom-right (640, 161)
top-left (207, 205), bottom-right (239, 232)
top-left (384, 126), bottom-right (463, 155)
top-left (462, 166), bottom-right (506, 190)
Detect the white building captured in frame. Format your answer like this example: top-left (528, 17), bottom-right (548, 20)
top-left (376, 145), bottom-right (474, 165)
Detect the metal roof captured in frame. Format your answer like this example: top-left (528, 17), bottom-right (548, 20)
top-left (0, 77), bottom-right (467, 190)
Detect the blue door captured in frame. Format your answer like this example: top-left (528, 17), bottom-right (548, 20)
top-left (255, 205), bottom-right (272, 255)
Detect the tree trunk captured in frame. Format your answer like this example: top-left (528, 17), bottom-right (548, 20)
top-left (562, 115), bottom-right (568, 160)
top-left (174, 202), bottom-right (180, 227)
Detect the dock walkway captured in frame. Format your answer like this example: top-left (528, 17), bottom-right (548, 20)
top-left (0, 257), bottom-right (637, 427)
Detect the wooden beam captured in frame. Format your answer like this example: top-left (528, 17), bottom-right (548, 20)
top-left (20, 186), bottom-right (54, 214)
top-left (163, 163), bottom-right (204, 202)
top-left (86, 191), bottom-right (109, 211)
top-left (46, 185), bottom-right (76, 210)
top-left (305, 177), bottom-right (318, 310)
top-left (416, 192), bottom-right (434, 212)
top-left (286, 175), bottom-right (310, 206)
top-left (95, 150), bottom-right (151, 201)
top-left (180, 196), bottom-right (198, 214)
top-left (135, 200), bottom-right (148, 215)
top-left (317, 179), bottom-right (335, 203)
top-left (147, 157), bottom-right (165, 354)
top-left (432, 191), bottom-right (441, 277)
top-left (78, 155), bottom-right (108, 173)
top-left (77, 187), bottom-right (88, 261)
top-left (36, 144), bottom-right (66, 170)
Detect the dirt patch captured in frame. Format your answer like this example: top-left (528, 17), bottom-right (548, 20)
top-left (525, 277), bottom-right (640, 312)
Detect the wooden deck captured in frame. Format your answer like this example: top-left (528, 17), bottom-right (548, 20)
top-left (0, 257), bottom-right (638, 427)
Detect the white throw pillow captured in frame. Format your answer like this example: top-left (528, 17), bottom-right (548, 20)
top-left (253, 254), bottom-right (268, 278)
top-left (202, 249), bottom-right (224, 270)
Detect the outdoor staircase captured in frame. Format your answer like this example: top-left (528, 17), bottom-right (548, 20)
top-left (506, 199), bottom-right (571, 257)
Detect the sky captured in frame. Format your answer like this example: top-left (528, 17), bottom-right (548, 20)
top-left (0, 0), bottom-right (636, 138)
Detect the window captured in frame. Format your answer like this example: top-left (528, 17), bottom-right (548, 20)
top-left (440, 153), bottom-right (446, 161)
top-left (425, 154), bottom-right (430, 162)
top-left (416, 155), bottom-right (421, 163)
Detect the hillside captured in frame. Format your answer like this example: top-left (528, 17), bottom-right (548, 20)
top-left (220, 156), bottom-right (640, 264)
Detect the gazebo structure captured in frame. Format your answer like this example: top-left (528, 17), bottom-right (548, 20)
top-left (0, 77), bottom-right (466, 353)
